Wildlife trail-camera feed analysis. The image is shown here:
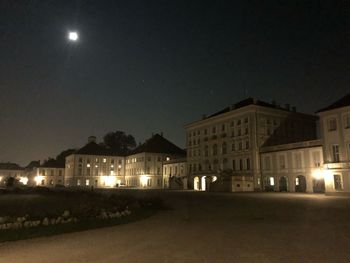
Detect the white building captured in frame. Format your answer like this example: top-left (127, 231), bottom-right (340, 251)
top-left (260, 140), bottom-right (324, 193)
top-left (317, 94), bottom-right (350, 193)
top-left (125, 134), bottom-right (186, 188)
top-left (65, 136), bottom-right (125, 188)
top-left (0, 163), bottom-right (27, 186)
top-left (185, 98), bottom-right (317, 192)
top-left (163, 157), bottom-right (187, 189)
top-left (30, 159), bottom-right (65, 187)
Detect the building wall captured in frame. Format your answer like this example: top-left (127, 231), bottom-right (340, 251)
top-left (163, 160), bottom-right (187, 188)
top-left (30, 167), bottom-right (65, 187)
top-left (125, 153), bottom-right (178, 188)
top-left (260, 140), bottom-right (323, 193)
top-left (319, 106), bottom-right (350, 193)
top-left (185, 103), bottom-right (317, 192)
top-left (65, 154), bottom-right (125, 188)
top-left (0, 169), bottom-right (26, 186)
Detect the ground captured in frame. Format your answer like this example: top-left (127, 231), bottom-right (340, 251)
top-left (1, 190), bottom-right (350, 263)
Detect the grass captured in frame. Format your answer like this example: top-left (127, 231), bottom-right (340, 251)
top-left (0, 187), bottom-right (162, 242)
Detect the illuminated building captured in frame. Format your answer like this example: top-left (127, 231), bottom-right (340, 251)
top-left (185, 98), bottom-right (318, 192)
top-left (125, 134), bottom-right (185, 188)
top-left (317, 94), bottom-right (350, 193)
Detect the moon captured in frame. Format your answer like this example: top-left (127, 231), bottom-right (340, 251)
top-left (68, 31), bottom-right (79, 41)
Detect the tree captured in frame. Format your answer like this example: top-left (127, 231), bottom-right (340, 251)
top-left (55, 149), bottom-right (76, 165)
top-left (103, 131), bottom-right (136, 155)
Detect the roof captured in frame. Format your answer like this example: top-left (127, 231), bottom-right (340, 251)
top-left (131, 134), bottom-right (186, 156)
top-left (75, 142), bottom-right (113, 156)
top-left (0, 162), bottom-right (24, 170)
top-left (25, 160), bottom-right (40, 169)
top-left (316, 94), bottom-right (350, 113)
top-left (41, 159), bottom-right (65, 168)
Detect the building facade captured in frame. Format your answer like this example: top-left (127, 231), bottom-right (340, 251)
top-left (185, 98), bottom-right (317, 192)
top-left (163, 158), bottom-right (187, 189)
top-left (317, 94), bottom-right (350, 193)
top-left (0, 163), bottom-right (26, 186)
top-left (260, 140), bottom-right (324, 193)
top-left (65, 136), bottom-right (125, 188)
top-left (125, 134), bottom-right (186, 188)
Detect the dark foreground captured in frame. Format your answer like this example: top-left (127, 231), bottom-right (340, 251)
top-left (1, 190), bottom-right (349, 263)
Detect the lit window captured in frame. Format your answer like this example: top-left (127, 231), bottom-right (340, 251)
top-left (86, 179), bottom-right (90, 186)
top-left (295, 177), bottom-right (299, 186)
top-left (87, 164), bottom-right (91, 168)
top-left (269, 177), bottom-right (275, 186)
top-left (332, 145), bottom-right (340, 162)
top-left (103, 158), bottom-right (107, 163)
top-left (166, 157), bottom-right (170, 161)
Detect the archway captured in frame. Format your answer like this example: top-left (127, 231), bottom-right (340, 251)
top-left (264, 176), bottom-right (275, 191)
top-left (279, 176), bottom-right (288, 192)
top-left (201, 176), bottom-right (206, 191)
top-left (194, 177), bottom-right (200, 191)
top-left (295, 175), bottom-right (306, 192)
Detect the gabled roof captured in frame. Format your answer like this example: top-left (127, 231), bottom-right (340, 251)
top-left (75, 142), bottom-right (112, 156)
top-left (0, 162), bottom-right (23, 170)
top-left (316, 94), bottom-right (350, 113)
top-left (131, 134), bottom-right (186, 156)
top-left (41, 159), bottom-right (65, 168)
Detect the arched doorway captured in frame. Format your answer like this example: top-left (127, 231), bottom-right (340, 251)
top-left (194, 177), bottom-right (200, 191)
top-left (264, 176), bottom-right (275, 191)
top-left (279, 176), bottom-right (288, 192)
top-left (201, 176), bottom-right (206, 191)
top-left (295, 175), bottom-right (306, 192)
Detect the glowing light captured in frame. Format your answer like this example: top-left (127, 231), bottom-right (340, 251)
top-left (269, 177), bottom-right (275, 186)
top-left (87, 164), bottom-right (91, 168)
top-left (102, 176), bottom-right (117, 187)
top-left (118, 165), bottom-right (122, 169)
top-left (140, 175), bottom-right (148, 186)
top-left (35, 175), bottom-right (44, 185)
top-left (212, 176), bottom-right (217, 182)
top-left (19, 177), bottom-right (28, 185)
top-left (312, 169), bottom-right (324, 180)
top-left (68, 31), bottom-right (78, 41)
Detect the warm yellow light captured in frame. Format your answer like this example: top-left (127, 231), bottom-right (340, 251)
top-left (102, 176), bottom-right (117, 187)
top-left (19, 177), bottom-right (28, 185)
top-left (35, 175), bottom-right (44, 185)
top-left (140, 175), bottom-right (148, 186)
top-left (312, 169), bottom-right (324, 180)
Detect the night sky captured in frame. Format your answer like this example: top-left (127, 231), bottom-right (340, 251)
top-left (1, 0), bottom-right (349, 165)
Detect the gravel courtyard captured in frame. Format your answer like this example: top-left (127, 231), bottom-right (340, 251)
top-left (1, 191), bottom-right (349, 263)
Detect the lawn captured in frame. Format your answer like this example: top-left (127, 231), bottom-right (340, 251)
top-left (0, 187), bottom-right (162, 242)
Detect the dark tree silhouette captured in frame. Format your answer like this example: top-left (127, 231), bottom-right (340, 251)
top-left (103, 131), bottom-right (136, 155)
top-left (55, 149), bottom-right (76, 165)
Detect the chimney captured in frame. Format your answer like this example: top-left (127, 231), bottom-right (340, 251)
top-left (88, 136), bottom-right (97, 143)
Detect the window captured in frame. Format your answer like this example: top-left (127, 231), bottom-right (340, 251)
top-left (245, 140), bottom-right (250, 149)
top-left (77, 179), bottom-right (81, 186)
top-left (231, 142), bottom-right (235, 152)
top-left (213, 144), bottom-right (218, 155)
top-left (204, 145), bottom-right (209, 157)
top-left (59, 170), bottom-right (62, 176)
top-left (244, 117), bottom-right (248, 123)
top-left (312, 151), bottom-right (321, 167)
top-left (328, 118), bottom-right (337, 131)
top-left (294, 153), bottom-right (302, 169)
top-left (222, 142), bottom-right (227, 154)
top-left (103, 158), bottom-right (107, 163)
top-left (334, 174), bottom-right (343, 190)
top-left (246, 158), bottom-right (251, 170)
top-left (78, 157), bottom-right (82, 163)
top-left (232, 159), bottom-right (236, 170)
top-left (295, 177), bottom-right (299, 186)
top-left (50, 180), bottom-right (54, 185)
top-left (279, 155), bottom-right (286, 169)
top-left (345, 114), bottom-right (350, 128)
top-left (222, 124), bottom-right (226, 131)
top-left (86, 179), bottom-right (90, 186)
top-left (204, 129), bottom-right (208, 135)
top-left (50, 170), bottom-right (54, 176)
top-left (269, 177), bottom-right (274, 186)
top-left (78, 164), bottom-right (82, 176)
top-left (239, 159), bottom-right (243, 170)
top-left (332, 145), bottom-right (340, 162)
top-left (212, 126), bottom-right (216, 134)
top-left (238, 141), bottom-right (242, 151)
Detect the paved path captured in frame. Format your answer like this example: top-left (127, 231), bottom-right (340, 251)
top-left (1, 191), bottom-right (350, 263)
